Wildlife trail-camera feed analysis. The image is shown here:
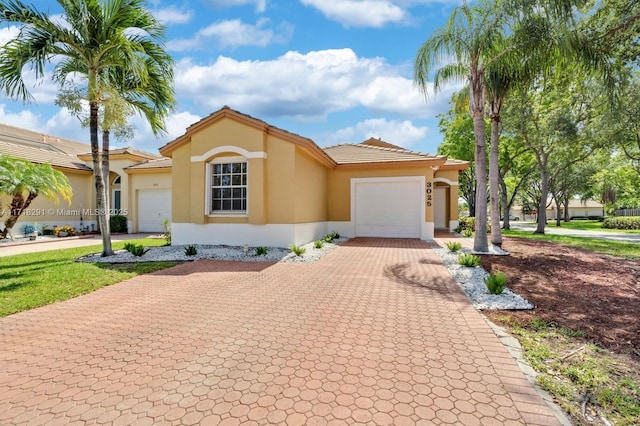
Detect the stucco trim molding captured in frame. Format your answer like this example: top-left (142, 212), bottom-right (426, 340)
top-left (191, 145), bottom-right (267, 162)
top-left (434, 177), bottom-right (459, 186)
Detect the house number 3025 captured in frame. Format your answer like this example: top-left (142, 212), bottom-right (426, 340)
top-left (426, 181), bottom-right (433, 207)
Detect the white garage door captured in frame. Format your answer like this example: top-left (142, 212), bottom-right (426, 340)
top-left (138, 189), bottom-right (171, 233)
top-left (354, 180), bottom-right (422, 238)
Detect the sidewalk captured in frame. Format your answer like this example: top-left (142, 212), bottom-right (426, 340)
top-left (0, 233), bottom-right (154, 257)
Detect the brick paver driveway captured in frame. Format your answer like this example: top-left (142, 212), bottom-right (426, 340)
top-left (0, 238), bottom-right (559, 425)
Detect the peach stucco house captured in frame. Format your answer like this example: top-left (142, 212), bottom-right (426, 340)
top-left (159, 107), bottom-right (468, 247)
top-left (0, 124), bottom-right (171, 234)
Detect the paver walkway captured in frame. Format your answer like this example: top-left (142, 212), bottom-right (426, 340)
top-left (0, 238), bottom-right (560, 425)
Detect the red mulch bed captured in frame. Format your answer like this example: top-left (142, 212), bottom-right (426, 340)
top-left (481, 236), bottom-right (640, 354)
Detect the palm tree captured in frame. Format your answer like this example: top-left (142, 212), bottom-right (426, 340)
top-left (0, 0), bottom-right (175, 256)
top-left (0, 154), bottom-right (72, 240)
top-left (415, 0), bottom-right (510, 252)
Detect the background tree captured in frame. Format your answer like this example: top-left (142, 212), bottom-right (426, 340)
top-left (0, 154), bottom-right (72, 240)
top-left (0, 0), bottom-right (175, 256)
top-left (415, 0), bottom-right (511, 252)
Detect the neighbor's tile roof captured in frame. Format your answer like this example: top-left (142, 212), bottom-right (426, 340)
top-left (323, 143), bottom-right (445, 164)
top-left (125, 158), bottom-right (172, 170)
top-left (0, 140), bottom-right (92, 171)
top-left (79, 147), bottom-right (164, 160)
top-left (0, 123), bottom-right (91, 156)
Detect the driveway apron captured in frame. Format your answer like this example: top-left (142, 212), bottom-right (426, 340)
top-left (0, 238), bottom-right (559, 425)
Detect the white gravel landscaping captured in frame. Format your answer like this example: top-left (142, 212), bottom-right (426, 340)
top-left (77, 238), bottom-right (348, 264)
top-left (433, 246), bottom-right (534, 310)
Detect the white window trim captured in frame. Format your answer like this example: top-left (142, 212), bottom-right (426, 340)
top-left (206, 156), bottom-right (249, 217)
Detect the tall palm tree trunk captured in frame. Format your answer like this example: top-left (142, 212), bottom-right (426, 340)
top-left (489, 113), bottom-right (502, 246)
top-left (470, 72), bottom-right (488, 252)
top-left (89, 101), bottom-right (113, 256)
top-left (102, 129), bottom-right (113, 248)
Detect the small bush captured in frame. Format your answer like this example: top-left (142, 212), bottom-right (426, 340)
top-left (110, 214), bottom-right (128, 233)
top-left (458, 253), bottom-right (481, 267)
top-left (462, 229), bottom-right (473, 238)
top-left (54, 224), bottom-right (76, 236)
top-left (184, 245), bottom-right (198, 256)
top-left (458, 216), bottom-right (491, 233)
top-left (123, 242), bottom-right (137, 253)
top-left (330, 231), bottom-right (340, 239)
top-left (484, 271), bottom-right (507, 294)
top-left (290, 245), bottom-right (306, 256)
top-left (162, 218), bottom-right (171, 245)
top-left (255, 246), bottom-right (268, 256)
top-left (445, 241), bottom-right (462, 252)
top-left (22, 224), bottom-right (36, 235)
top-left (314, 240), bottom-right (324, 249)
top-left (129, 244), bottom-right (149, 257)
top-left (602, 216), bottom-right (640, 230)
top-left (323, 234), bottom-right (334, 243)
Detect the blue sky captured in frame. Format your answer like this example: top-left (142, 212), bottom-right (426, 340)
top-left (0, 0), bottom-right (463, 155)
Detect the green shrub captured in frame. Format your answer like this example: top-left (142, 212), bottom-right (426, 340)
top-left (110, 214), bottom-right (128, 233)
top-left (290, 245), bottom-right (306, 256)
top-left (445, 241), bottom-right (462, 252)
top-left (129, 244), bottom-right (149, 257)
top-left (123, 242), bottom-right (137, 253)
top-left (323, 234), bottom-right (334, 243)
top-left (484, 271), bottom-right (507, 294)
top-left (462, 229), bottom-right (473, 238)
top-left (314, 240), bottom-right (324, 249)
top-left (255, 246), bottom-right (268, 256)
top-left (602, 216), bottom-right (640, 230)
top-left (184, 245), bottom-right (198, 256)
top-left (458, 216), bottom-right (491, 233)
top-left (330, 231), bottom-right (340, 239)
top-left (458, 253), bottom-right (481, 267)
top-left (162, 218), bottom-right (171, 245)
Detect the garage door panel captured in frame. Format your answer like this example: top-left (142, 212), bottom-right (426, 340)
top-left (138, 189), bottom-right (171, 233)
top-left (354, 180), bottom-right (421, 238)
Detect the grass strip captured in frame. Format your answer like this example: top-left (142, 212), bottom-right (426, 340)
top-left (502, 229), bottom-right (640, 260)
top-left (0, 239), bottom-right (176, 317)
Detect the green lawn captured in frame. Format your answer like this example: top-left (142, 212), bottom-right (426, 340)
top-left (550, 219), bottom-right (640, 234)
top-left (502, 229), bottom-right (640, 260)
top-left (0, 239), bottom-right (177, 317)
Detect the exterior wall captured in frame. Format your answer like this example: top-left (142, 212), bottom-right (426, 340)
top-left (168, 118), bottom-right (330, 246)
top-left (1, 170), bottom-right (95, 235)
top-left (127, 170), bottom-right (172, 233)
top-left (434, 169), bottom-right (461, 230)
top-left (294, 147), bottom-right (328, 223)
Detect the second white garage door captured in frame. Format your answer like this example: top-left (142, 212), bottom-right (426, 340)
top-left (138, 189), bottom-right (171, 233)
top-left (354, 179), bottom-right (422, 238)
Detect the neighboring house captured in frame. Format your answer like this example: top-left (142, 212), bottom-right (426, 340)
top-left (512, 199), bottom-right (605, 221)
top-left (0, 124), bottom-right (171, 234)
top-left (159, 106), bottom-right (468, 247)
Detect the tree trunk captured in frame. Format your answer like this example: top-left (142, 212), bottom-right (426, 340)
top-left (470, 72), bottom-right (488, 252)
top-left (563, 195), bottom-right (570, 222)
top-left (553, 195), bottom-right (561, 227)
top-left (89, 101), bottom-right (113, 256)
top-left (489, 113), bottom-right (502, 246)
top-left (102, 129), bottom-right (113, 244)
top-left (499, 177), bottom-right (510, 230)
top-left (2, 192), bottom-right (38, 239)
top-left (535, 153), bottom-right (549, 234)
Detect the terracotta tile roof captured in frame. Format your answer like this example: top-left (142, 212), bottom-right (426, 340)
top-left (0, 140), bottom-right (92, 171)
top-left (323, 142), bottom-right (445, 164)
top-left (125, 158), bottom-right (172, 170)
top-left (0, 123), bottom-right (90, 156)
top-left (79, 147), bottom-right (164, 160)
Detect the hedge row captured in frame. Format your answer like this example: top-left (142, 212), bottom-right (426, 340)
top-left (602, 216), bottom-right (640, 230)
top-left (456, 216), bottom-right (491, 233)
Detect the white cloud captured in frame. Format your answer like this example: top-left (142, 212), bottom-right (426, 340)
top-left (174, 48), bottom-right (454, 121)
top-left (0, 104), bottom-right (43, 130)
top-left (0, 26), bottom-right (20, 46)
top-left (323, 118), bottom-right (430, 148)
top-left (204, 0), bottom-right (267, 13)
top-left (301, 0), bottom-right (406, 27)
top-left (167, 18), bottom-right (292, 51)
top-left (152, 5), bottom-right (194, 25)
